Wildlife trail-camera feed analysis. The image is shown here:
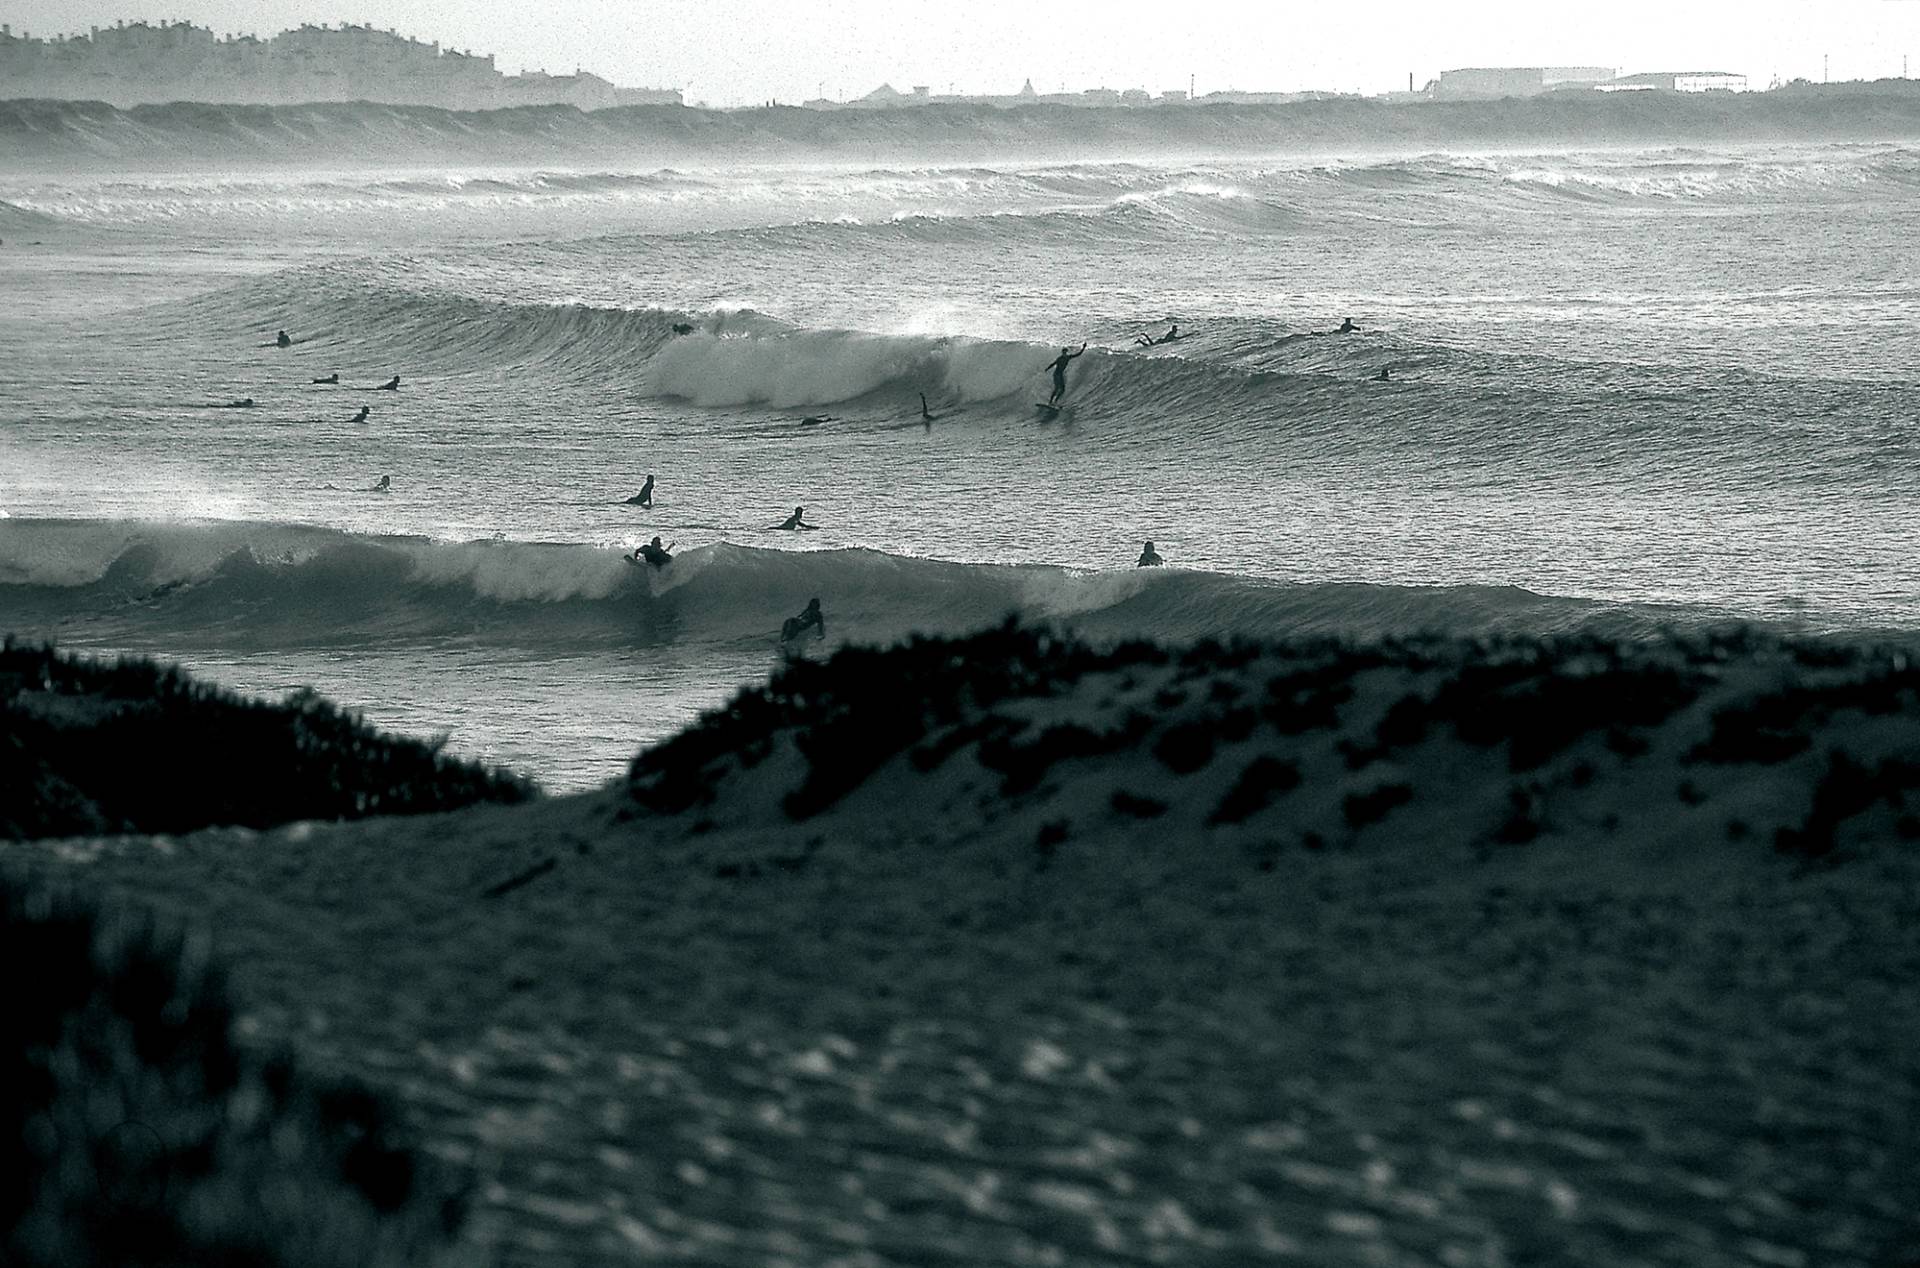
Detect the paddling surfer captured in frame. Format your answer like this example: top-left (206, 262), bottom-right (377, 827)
top-left (781, 597), bottom-right (825, 643)
top-left (774, 506), bottom-right (813, 531)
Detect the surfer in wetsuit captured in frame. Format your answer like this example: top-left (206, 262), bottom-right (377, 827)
top-left (369, 475), bottom-right (390, 493)
top-left (781, 597), bottom-right (825, 643)
top-left (1045, 344), bottom-right (1087, 405)
top-left (801, 415), bottom-right (836, 426)
top-left (626, 474), bottom-right (655, 507)
top-left (276, 330), bottom-right (291, 348)
top-left (1137, 540), bottom-right (1164, 567)
top-left (376, 375), bottom-right (400, 390)
top-left (774, 506), bottom-right (812, 530)
top-left (1374, 366), bottom-right (1391, 381)
top-left (671, 322), bottom-right (695, 336)
top-left (313, 373), bottom-right (339, 384)
top-left (1136, 323), bottom-right (1180, 347)
top-left (1336, 317), bottom-right (1357, 334)
top-left (636, 535), bottom-right (674, 567)
top-left (218, 397), bottom-right (255, 408)
top-left (350, 405), bottom-right (370, 423)
top-left (920, 392), bottom-right (935, 424)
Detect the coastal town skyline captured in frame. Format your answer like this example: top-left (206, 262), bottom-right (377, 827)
top-left (2, 0), bottom-right (1916, 107)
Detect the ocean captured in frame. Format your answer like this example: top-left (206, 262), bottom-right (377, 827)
top-left (5, 141), bottom-right (1919, 790)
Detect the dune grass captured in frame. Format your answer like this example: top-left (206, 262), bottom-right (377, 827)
top-left (1, 639), bottom-right (536, 840)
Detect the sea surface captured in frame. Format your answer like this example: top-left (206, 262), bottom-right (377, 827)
top-left (4, 142), bottom-right (1919, 789)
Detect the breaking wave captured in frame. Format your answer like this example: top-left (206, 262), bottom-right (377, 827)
top-left (0, 517), bottom-right (1738, 653)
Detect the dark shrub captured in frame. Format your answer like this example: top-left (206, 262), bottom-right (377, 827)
top-left (0, 641), bottom-right (534, 840)
top-left (1, 875), bottom-right (465, 1268)
top-left (1153, 722), bottom-right (1216, 775)
top-left (1344, 782), bottom-right (1413, 829)
top-left (980, 716), bottom-right (1151, 796)
top-left (1110, 791), bottom-right (1167, 818)
top-left (1210, 756), bottom-right (1302, 825)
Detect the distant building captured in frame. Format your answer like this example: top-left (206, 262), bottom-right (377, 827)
top-left (829, 79), bottom-right (1169, 109)
top-left (0, 19), bottom-right (680, 109)
top-left (1601, 71), bottom-right (1748, 93)
top-left (1433, 66), bottom-right (1615, 100)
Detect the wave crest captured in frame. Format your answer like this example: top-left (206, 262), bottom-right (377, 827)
top-left (2, 518), bottom-right (1727, 652)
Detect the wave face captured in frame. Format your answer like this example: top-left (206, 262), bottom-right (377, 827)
top-left (0, 518), bottom-right (1719, 653)
top-left (8, 91), bottom-right (1920, 166)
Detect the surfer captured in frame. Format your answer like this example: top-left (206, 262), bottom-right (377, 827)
top-left (781, 597), bottom-right (825, 643)
top-left (350, 405), bottom-right (370, 423)
top-left (920, 393), bottom-right (935, 424)
top-left (801, 415), bottom-right (836, 426)
top-left (369, 475), bottom-right (390, 493)
top-left (1336, 317), bottom-right (1357, 334)
top-left (275, 330), bottom-right (291, 348)
top-left (626, 474), bottom-right (655, 507)
top-left (1135, 323), bottom-right (1181, 348)
top-left (671, 322), bottom-right (695, 336)
top-left (1045, 344), bottom-right (1087, 405)
top-left (1137, 540), bottom-right (1164, 567)
top-left (217, 398), bottom-right (255, 408)
top-left (376, 375), bottom-right (400, 391)
top-left (312, 373), bottom-right (339, 385)
top-left (774, 506), bottom-right (813, 531)
top-left (1374, 366), bottom-right (1391, 382)
top-left (635, 535), bottom-right (674, 567)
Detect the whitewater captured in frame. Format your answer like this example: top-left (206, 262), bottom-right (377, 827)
top-left (5, 142), bottom-right (1919, 788)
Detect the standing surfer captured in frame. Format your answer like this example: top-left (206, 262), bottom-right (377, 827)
top-left (1045, 344), bottom-right (1087, 405)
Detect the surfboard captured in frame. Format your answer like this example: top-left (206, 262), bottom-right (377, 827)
top-left (1034, 402), bottom-right (1061, 415)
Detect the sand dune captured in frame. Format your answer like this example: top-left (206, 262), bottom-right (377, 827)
top-left (10, 627), bottom-right (1920, 1264)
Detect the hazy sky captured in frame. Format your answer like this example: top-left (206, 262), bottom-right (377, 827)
top-left (5, 0), bottom-right (1919, 105)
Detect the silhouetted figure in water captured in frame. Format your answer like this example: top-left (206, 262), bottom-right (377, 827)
top-left (801, 415), bottom-right (836, 426)
top-left (781, 597), bottom-right (825, 643)
top-left (671, 322), bottom-right (695, 336)
top-left (1136, 323), bottom-right (1181, 348)
top-left (1137, 540), bottom-right (1164, 567)
top-left (218, 398), bottom-right (255, 408)
top-left (313, 373), bottom-right (339, 384)
top-left (920, 393), bottom-right (935, 429)
top-left (350, 405), bottom-right (370, 423)
top-left (1045, 344), bottom-right (1087, 404)
top-left (626, 474), bottom-right (654, 507)
top-left (774, 506), bottom-right (814, 531)
top-left (1336, 317), bottom-right (1357, 334)
top-left (369, 475), bottom-right (390, 493)
top-left (1374, 366), bottom-right (1391, 382)
top-left (636, 535), bottom-right (674, 567)
top-left (276, 330), bottom-right (291, 348)
top-left (376, 375), bottom-right (400, 390)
